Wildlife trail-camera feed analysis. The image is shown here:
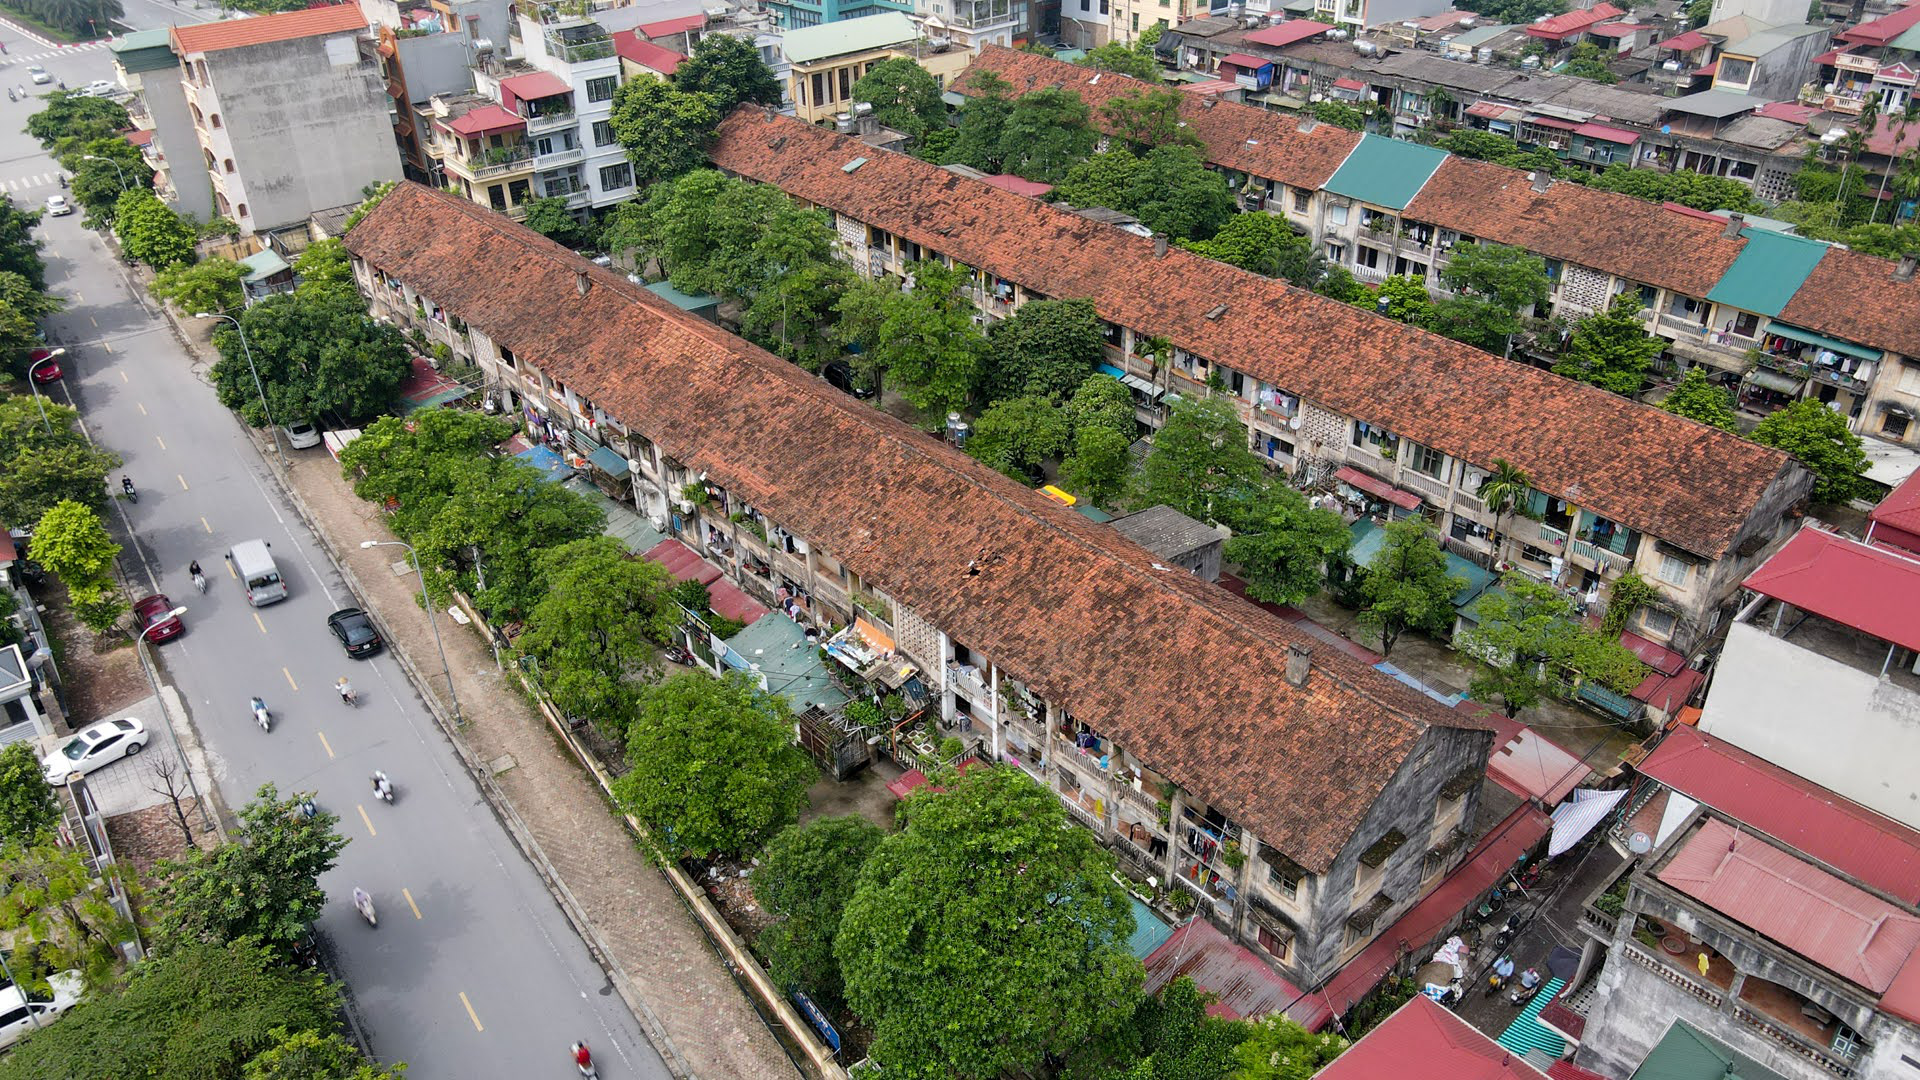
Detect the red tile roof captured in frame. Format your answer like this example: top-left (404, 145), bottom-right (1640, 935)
top-left (1840, 1), bottom-right (1920, 47)
top-left (123, 128), bottom-right (154, 147)
top-left (1315, 995), bottom-right (1552, 1080)
top-left (1524, 2), bottom-right (1623, 38)
top-left (956, 46), bottom-right (1362, 192)
top-left (1872, 469), bottom-right (1920, 537)
top-left (1639, 725), bottom-right (1920, 903)
top-left (613, 29), bottom-right (687, 74)
top-left (1242, 19), bottom-right (1336, 47)
top-left (171, 4), bottom-right (366, 53)
top-left (346, 182), bottom-right (1491, 874)
top-left (1141, 918), bottom-right (1316, 1023)
top-left (710, 108), bottom-right (1800, 557)
top-left (1657, 817), bottom-right (1920, 993)
top-left (1660, 29), bottom-right (1711, 51)
top-left (1778, 245), bottom-right (1920, 358)
top-left (1742, 526), bottom-right (1920, 652)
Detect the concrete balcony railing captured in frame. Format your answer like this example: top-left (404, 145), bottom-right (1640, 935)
top-left (456, 148), bottom-right (535, 179)
top-left (1621, 937), bottom-right (1724, 1008)
top-left (1731, 1005), bottom-right (1857, 1077)
top-left (536, 144), bottom-right (583, 168)
top-left (524, 108), bottom-right (576, 134)
top-left (947, 662), bottom-right (991, 706)
top-left (1353, 264), bottom-right (1388, 284)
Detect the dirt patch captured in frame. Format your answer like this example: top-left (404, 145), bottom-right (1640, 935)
top-left (37, 579), bottom-right (148, 729)
top-left (104, 799), bottom-right (215, 877)
top-left (688, 855), bottom-right (778, 943)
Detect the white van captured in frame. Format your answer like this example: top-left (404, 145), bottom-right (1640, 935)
top-left (228, 539), bottom-right (288, 606)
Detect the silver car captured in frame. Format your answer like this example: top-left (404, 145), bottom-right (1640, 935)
top-left (26, 66), bottom-right (50, 85)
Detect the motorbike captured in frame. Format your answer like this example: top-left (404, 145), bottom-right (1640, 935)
top-left (121, 477), bottom-right (138, 504)
top-left (296, 796), bottom-right (318, 820)
top-left (336, 681), bottom-right (358, 708)
top-left (192, 571), bottom-right (207, 593)
top-left (1484, 955), bottom-right (1514, 997)
top-left (353, 888), bottom-right (377, 927)
top-left (663, 645), bottom-right (692, 665)
top-left (1475, 885), bottom-right (1506, 921)
top-left (572, 1041), bottom-right (598, 1078)
top-left (251, 696), bottom-right (271, 732)
top-left (1493, 912), bottom-right (1525, 953)
top-left (1509, 968), bottom-right (1543, 1007)
top-left (370, 771), bottom-right (394, 804)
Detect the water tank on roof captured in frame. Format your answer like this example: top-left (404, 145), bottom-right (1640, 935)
top-left (1355, 39), bottom-right (1377, 55)
top-left (1521, 54), bottom-right (1540, 68)
top-left (1662, 59), bottom-right (1681, 71)
top-left (1326, 27), bottom-right (1348, 39)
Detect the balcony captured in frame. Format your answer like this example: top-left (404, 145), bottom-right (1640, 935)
top-left (524, 107), bottom-right (576, 135)
top-left (947, 661), bottom-right (990, 705)
top-left (544, 24), bottom-right (614, 64)
top-left (1353, 264), bottom-right (1387, 284)
top-left (536, 144), bottom-right (583, 168)
top-left (1812, 365), bottom-right (1872, 395)
top-left (453, 146), bottom-right (535, 180)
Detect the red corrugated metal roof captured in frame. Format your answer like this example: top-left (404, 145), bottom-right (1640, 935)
top-left (640, 13), bottom-right (706, 38)
top-left (1619, 630), bottom-right (1684, 675)
top-left (1242, 19), bottom-right (1335, 47)
top-left (708, 579), bottom-right (767, 626)
top-left (1586, 21), bottom-right (1639, 36)
top-left (1696, 59), bottom-right (1719, 75)
top-left (1219, 52), bottom-right (1274, 69)
top-left (1524, 2), bottom-right (1622, 38)
top-left (1628, 665), bottom-right (1704, 712)
top-left (1841, 1), bottom-right (1920, 47)
top-left (1572, 121), bottom-right (1639, 144)
top-left (1481, 712), bottom-right (1588, 805)
top-left (1312, 804), bottom-right (1552, 1026)
top-left (1742, 526), bottom-right (1920, 653)
top-left (614, 30), bottom-right (687, 74)
top-left (1314, 995), bottom-right (1552, 1080)
top-left (501, 70), bottom-right (571, 102)
top-left (1658, 818), bottom-right (1920, 992)
top-left (172, 4), bottom-right (365, 53)
top-left (1334, 466), bottom-right (1422, 510)
top-left (1873, 470), bottom-right (1920, 536)
top-left (446, 103), bottom-right (524, 137)
top-left (1466, 100), bottom-right (1516, 120)
top-left (1332, 76), bottom-right (1367, 90)
top-left (981, 174), bottom-right (1054, 197)
top-left (1545, 1061), bottom-right (1610, 1080)
top-left (1639, 725), bottom-right (1920, 903)
top-left (1141, 918), bottom-right (1318, 1024)
top-left (643, 538), bottom-right (723, 585)
top-left (1661, 29), bottom-right (1710, 51)
top-left (1526, 115), bottom-right (1579, 131)
top-left (1755, 100), bottom-right (1821, 123)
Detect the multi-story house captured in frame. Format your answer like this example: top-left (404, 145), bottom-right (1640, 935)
top-left (479, 6), bottom-right (635, 214)
top-left (954, 46), bottom-right (1920, 474)
top-left (1707, 22), bottom-right (1831, 100)
top-left (1574, 723), bottom-right (1920, 1078)
top-left (1809, 2), bottom-right (1920, 115)
top-left (169, 6), bottom-right (403, 236)
top-left (704, 107), bottom-right (1813, 655)
top-left (781, 13), bottom-right (970, 126)
top-left (109, 29), bottom-right (215, 216)
top-left (766, 0), bottom-right (911, 32)
top-left (344, 179), bottom-right (1504, 993)
top-left (422, 92), bottom-right (543, 218)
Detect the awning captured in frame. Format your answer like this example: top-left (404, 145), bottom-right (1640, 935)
top-left (852, 615), bottom-right (894, 653)
top-left (1548, 787), bottom-right (1626, 857)
top-left (1219, 52), bottom-right (1273, 69)
top-left (1526, 114), bottom-right (1580, 131)
top-left (501, 71), bottom-right (571, 101)
top-left (1332, 76), bottom-right (1367, 91)
top-left (1746, 367), bottom-right (1806, 394)
top-left (1098, 362), bottom-right (1126, 378)
top-left (1618, 629), bottom-right (1684, 675)
top-left (586, 444), bottom-right (629, 476)
top-left (1572, 121), bottom-right (1639, 144)
top-left (1763, 321), bottom-right (1883, 361)
top-left (1334, 466), bottom-right (1423, 511)
top-left (447, 103), bottom-right (525, 137)
top-left (1466, 100), bottom-right (1517, 120)
top-left (1120, 373), bottom-right (1162, 397)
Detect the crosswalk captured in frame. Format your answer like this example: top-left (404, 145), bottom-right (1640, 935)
top-left (2, 173), bottom-right (63, 195)
top-left (3, 41), bottom-right (110, 64)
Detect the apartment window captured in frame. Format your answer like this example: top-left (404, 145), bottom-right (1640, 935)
top-left (838, 66), bottom-right (853, 102)
top-left (507, 178), bottom-right (532, 205)
top-left (586, 76), bottom-right (617, 103)
top-left (1328, 201), bottom-right (1350, 225)
top-left (1657, 553), bottom-right (1691, 587)
top-left (1407, 443), bottom-right (1447, 481)
top-left (1131, 11), bottom-right (1140, 28)
top-left (1731, 311), bottom-right (1761, 338)
top-left (488, 184), bottom-right (507, 211)
top-left (1640, 608), bottom-right (1677, 638)
top-left (1886, 412), bottom-right (1913, 440)
top-left (1267, 861), bottom-right (1300, 899)
top-left (236, 202), bottom-right (247, 218)
top-left (223, 159), bottom-right (234, 173)
top-left (1718, 56), bottom-right (1754, 84)
top-left (1898, 360), bottom-right (1920, 396)
top-left (210, 113), bottom-right (222, 129)
top-left (1325, 242), bottom-right (1345, 263)
top-left (1101, 320), bottom-right (1124, 347)
top-left (599, 162), bottom-right (632, 190)
top-left (1255, 926), bottom-right (1290, 959)
top-left (1292, 187), bottom-right (1310, 212)
top-left (1099, 0), bottom-right (1108, 13)
top-left (592, 119), bottom-right (615, 146)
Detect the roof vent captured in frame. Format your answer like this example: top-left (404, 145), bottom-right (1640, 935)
top-left (1722, 212), bottom-right (1744, 238)
top-left (1285, 644), bottom-right (1312, 688)
top-left (769, 135), bottom-right (786, 150)
top-left (1154, 236), bottom-right (1169, 258)
top-left (576, 270), bottom-right (590, 296)
top-left (842, 157), bottom-right (868, 173)
top-left (1298, 113), bottom-right (1317, 133)
top-left (1529, 170), bottom-right (1550, 193)
top-left (1900, 252), bottom-right (1919, 282)
top-left (1205, 303), bottom-right (1229, 319)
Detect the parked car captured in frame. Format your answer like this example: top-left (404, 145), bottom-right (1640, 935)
top-left (327, 608), bottom-right (383, 658)
top-left (26, 66), bottom-right (50, 85)
top-left (43, 194), bottom-right (71, 217)
top-left (0, 970), bottom-right (84, 1051)
top-left (82, 80), bottom-right (116, 97)
top-left (26, 348), bottom-right (61, 383)
top-left (824, 361), bottom-right (874, 400)
top-left (133, 594), bottom-right (184, 643)
top-left (42, 718), bottom-right (149, 785)
top-left (283, 421), bottom-right (321, 449)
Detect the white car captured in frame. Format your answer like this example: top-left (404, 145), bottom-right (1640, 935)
top-left (26, 66), bottom-right (50, 85)
top-left (44, 194), bottom-right (72, 217)
top-left (42, 718), bottom-right (148, 785)
top-left (83, 80), bottom-right (117, 98)
top-left (283, 421), bottom-right (321, 449)
top-left (0, 971), bottom-right (83, 1051)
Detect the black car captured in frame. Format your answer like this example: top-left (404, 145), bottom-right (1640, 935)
top-left (327, 607), bottom-right (384, 658)
top-left (823, 361), bottom-right (874, 400)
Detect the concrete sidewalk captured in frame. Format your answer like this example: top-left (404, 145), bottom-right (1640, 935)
top-left (278, 448), bottom-right (798, 1080)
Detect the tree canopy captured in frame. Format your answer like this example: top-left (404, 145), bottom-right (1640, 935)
top-left (1078, 40), bottom-right (1161, 81)
top-left (1433, 242), bottom-right (1550, 354)
top-left (30, 499), bottom-right (123, 634)
top-left (1751, 398), bottom-right (1871, 504)
top-left (0, 394), bottom-right (122, 527)
top-left (851, 57), bottom-right (947, 140)
top-left (1582, 162), bottom-right (1764, 214)
top-left (150, 258), bottom-right (244, 318)
top-left (0, 743), bottom-right (59, 845)
top-left (1223, 486), bottom-right (1350, 606)
top-left (0, 196), bottom-right (47, 291)
top-left (410, 456), bottom-right (604, 617)
top-left (113, 189), bottom-right (196, 269)
top-left (210, 291), bottom-right (412, 427)
top-left (1356, 517), bottom-right (1463, 656)
top-left (753, 814), bottom-right (885, 1009)
top-left (1551, 294), bottom-right (1661, 394)
top-left (833, 261), bottom-right (986, 419)
top-left (673, 33), bottom-right (782, 111)
top-left (517, 536), bottom-right (677, 736)
top-left (946, 72), bottom-right (1015, 173)
top-left (612, 671), bottom-right (815, 861)
top-left (1659, 367), bottom-right (1740, 431)
top-left (981, 297), bottom-right (1105, 404)
top-left (1100, 88), bottom-right (1199, 150)
top-left (521, 196), bottom-right (591, 250)
top-left (999, 88), bottom-right (1098, 184)
top-left (337, 410), bottom-right (516, 539)
top-left (966, 395), bottom-right (1070, 482)
top-left (836, 767), bottom-right (1141, 1079)
top-left (1135, 395), bottom-right (1266, 526)
top-left (1562, 42), bottom-right (1620, 83)
top-left (1462, 574), bottom-right (1647, 717)
top-left (609, 75), bottom-right (723, 187)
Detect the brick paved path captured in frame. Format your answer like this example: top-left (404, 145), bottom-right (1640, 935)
top-left (282, 451), bottom-right (797, 1080)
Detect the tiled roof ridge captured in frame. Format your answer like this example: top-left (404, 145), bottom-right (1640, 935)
top-left (346, 182), bottom-right (1476, 869)
top-left (172, 3), bottom-right (367, 53)
top-left (710, 106), bottom-right (1798, 558)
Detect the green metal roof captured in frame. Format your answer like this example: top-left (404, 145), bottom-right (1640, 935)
top-left (1763, 320), bottom-right (1882, 361)
top-left (781, 11), bottom-right (917, 64)
top-left (561, 475), bottom-right (665, 555)
top-left (1323, 134), bottom-right (1450, 211)
top-left (1705, 227), bottom-right (1829, 318)
top-left (1629, 1020), bottom-right (1787, 1080)
top-left (1348, 519), bottom-right (1495, 609)
top-left (110, 28), bottom-right (172, 51)
top-left (111, 28), bottom-right (179, 73)
top-left (239, 248), bottom-right (290, 281)
top-left (643, 279), bottom-right (718, 315)
top-left (722, 613), bottom-right (849, 715)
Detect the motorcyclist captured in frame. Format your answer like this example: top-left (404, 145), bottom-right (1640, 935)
top-left (370, 771), bottom-right (392, 801)
top-left (352, 887), bottom-right (374, 922)
top-left (336, 676), bottom-right (355, 704)
top-left (121, 475), bottom-right (135, 495)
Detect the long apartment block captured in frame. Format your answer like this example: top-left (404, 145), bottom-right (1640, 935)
top-left (706, 107), bottom-right (1811, 654)
top-left (956, 46), bottom-right (1920, 458)
top-left (345, 181), bottom-right (1505, 993)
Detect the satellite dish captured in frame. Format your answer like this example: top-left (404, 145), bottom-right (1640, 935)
top-left (1288, 416), bottom-right (1303, 430)
top-left (1628, 832), bottom-right (1653, 854)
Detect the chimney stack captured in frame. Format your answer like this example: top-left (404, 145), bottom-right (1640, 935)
top-left (1899, 252), bottom-right (1919, 282)
top-left (1284, 644), bottom-right (1312, 688)
top-left (1297, 113), bottom-right (1317, 133)
top-left (1723, 212), bottom-right (1745, 238)
top-left (1154, 236), bottom-right (1169, 258)
top-left (576, 270), bottom-right (591, 296)
top-left (1528, 170), bottom-right (1550, 194)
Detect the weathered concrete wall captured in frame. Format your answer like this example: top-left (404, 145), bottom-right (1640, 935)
top-left (144, 71), bottom-right (215, 218)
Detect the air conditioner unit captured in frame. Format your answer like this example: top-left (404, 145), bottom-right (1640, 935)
top-left (627, 457), bottom-right (644, 473)
top-left (1547, 138), bottom-right (1565, 150)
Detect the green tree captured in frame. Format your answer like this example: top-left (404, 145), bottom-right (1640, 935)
top-left (1230, 1013), bottom-right (1349, 1079)
top-left (1078, 40), bottom-right (1161, 81)
top-left (1309, 100), bottom-right (1368, 131)
top-left (1752, 398), bottom-right (1872, 503)
top-left (521, 196), bottom-right (589, 250)
top-left (1436, 129), bottom-right (1564, 173)
top-left (966, 395), bottom-right (1070, 482)
top-left (242, 1027), bottom-right (406, 1080)
top-left (1357, 517), bottom-right (1464, 656)
top-left (1686, 0), bottom-right (1711, 24)
top-left (1181, 212), bottom-right (1313, 278)
top-left (1054, 148), bottom-right (1145, 211)
top-left (833, 261), bottom-right (986, 418)
top-left (742, 259), bottom-right (857, 371)
top-left (1562, 42), bottom-right (1619, 83)
top-left (1372, 275), bottom-right (1433, 325)
top-left (147, 784), bottom-right (348, 960)
top-left (1131, 145), bottom-right (1235, 241)
top-left (1469, 0), bottom-right (1565, 21)
top-left (150, 257), bottom-right (244, 317)
top-left (1462, 575), bottom-right (1646, 717)
top-left (412, 456), bottom-right (603, 617)
top-left (0, 196), bottom-right (47, 291)
top-left (0, 939), bottom-right (338, 1080)
top-left (337, 410), bottom-right (514, 539)
top-left (1100, 88), bottom-right (1199, 150)
top-left (3, 0), bottom-right (121, 36)
top-left (982, 297), bottom-right (1105, 404)
top-left (1474, 458), bottom-right (1531, 565)
top-left (610, 75), bottom-right (723, 187)
top-left (948, 71), bottom-right (1014, 172)
top-left (1000, 87), bottom-right (1097, 183)
top-left (290, 237), bottom-right (356, 302)
top-left (851, 56), bottom-right (947, 140)
top-left (30, 499), bottom-right (118, 593)
top-left (1066, 977), bottom-right (1250, 1080)
top-left (1582, 163), bottom-right (1764, 213)
top-left (1135, 395), bottom-right (1265, 525)
top-left (1223, 486), bottom-right (1350, 606)
top-left (63, 138), bottom-right (151, 227)
top-left (1552, 293), bottom-right (1661, 394)
top-left (1659, 367), bottom-right (1740, 431)
top-left (211, 291), bottom-right (413, 426)
top-left (25, 91), bottom-right (128, 159)
top-left (0, 838), bottom-right (134, 986)
top-left (836, 767), bottom-right (1141, 1080)
top-left (0, 403), bottom-right (120, 547)
top-left (612, 671), bottom-right (815, 861)
top-left (1067, 372), bottom-right (1137, 436)
top-left (673, 32), bottom-right (782, 111)
top-left (1434, 241), bottom-right (1550, 354)
top-left (753, 815), bottom-right (885, 1009)
top-left (518, 536), bottom-right (677, 737)
top-left (0, 743), bottom-right (59, 845)
top-left (112, 189), bottom-right (196, 269)
top-left (0, 271), bottom-right (63, 379)
top-left (1062, 423), bottom-right (1135, 507)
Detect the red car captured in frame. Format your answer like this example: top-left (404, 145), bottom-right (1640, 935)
top-left (27, 348), bottom-right (61, 384)
top-left (134, 594), bottom-right (184, 643)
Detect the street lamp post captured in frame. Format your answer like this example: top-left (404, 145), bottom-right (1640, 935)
top-left (124, 604), bottom-right (214, 833)
top-left (80, 154), bottom-right (128, 192)
top-left (359, 540), bottom-right (462, 724)
top-left (195, 312), bottom-right (285, 467)
top-left (25, 348), bottom-right (64, 433)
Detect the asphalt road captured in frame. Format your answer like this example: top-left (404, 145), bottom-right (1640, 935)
top-left (13, 106), bottom-right (670, 1080)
